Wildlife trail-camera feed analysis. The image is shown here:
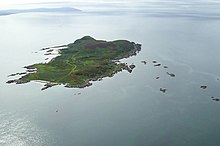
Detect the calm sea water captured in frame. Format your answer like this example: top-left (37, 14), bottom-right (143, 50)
top-left (1, 6), bottom-right (220, 146)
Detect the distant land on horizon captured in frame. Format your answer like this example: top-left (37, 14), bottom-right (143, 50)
top-left (0, 7), bottom-right (82, 16)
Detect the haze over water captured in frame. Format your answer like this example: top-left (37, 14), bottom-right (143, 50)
top-left (1, 1), bottom-right (220, 145)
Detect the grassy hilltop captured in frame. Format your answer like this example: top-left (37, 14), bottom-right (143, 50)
top-left (7, 36), bottom-right (141, 90)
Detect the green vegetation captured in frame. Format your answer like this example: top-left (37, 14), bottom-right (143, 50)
top-left (7, 36), bottom-right (141, 90)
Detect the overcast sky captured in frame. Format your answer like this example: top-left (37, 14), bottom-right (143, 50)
top-left (0, 0), bottom-right (138, 9)
top-left (1, 0), bottom-right (220, 6)
top-left (1, 0), bottom-right (139, 5)
top-left (0, 0), bottom-right (216, 5)
top-left (1, 0), bottom-right (220, 14)
top-left (1, 0), bottom-right (220, 7)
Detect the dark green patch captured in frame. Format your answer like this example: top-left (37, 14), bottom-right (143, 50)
top-left (7, 36), bottom-right (141, 90)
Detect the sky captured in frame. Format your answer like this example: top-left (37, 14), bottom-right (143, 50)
top-left (1, 0), bottom-right (220, 6)
top-left (0, 0), bottom-right (138, 5)
top-left (1, 0), bottom-right (220, 7)
top-left (1, 0), bottom-right (220, 15)
top-left (0, 0), bottom-right (153, 10)
top-left (0, 0), bottom-right (138, 9)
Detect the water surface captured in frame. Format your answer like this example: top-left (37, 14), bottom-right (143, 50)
top-left (1, 5), bottom-right (220, 146)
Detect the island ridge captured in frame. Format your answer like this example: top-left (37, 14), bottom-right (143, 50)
top-left (7, 36), bottom-right (141, 90)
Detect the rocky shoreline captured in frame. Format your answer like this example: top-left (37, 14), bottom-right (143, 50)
top-left (7, 38), bottom-right (141, 90)
top-left (64, 62), bottom-right (136, 89)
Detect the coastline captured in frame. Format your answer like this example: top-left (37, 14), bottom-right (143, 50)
top-left (7, 37), bottom-right (141, 90)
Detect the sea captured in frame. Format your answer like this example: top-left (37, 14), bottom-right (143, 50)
top-left (0, 1), bottom-right (220, 145)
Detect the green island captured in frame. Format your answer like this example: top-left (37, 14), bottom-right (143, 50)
top-left (7, 36), bottom-right (141, 90)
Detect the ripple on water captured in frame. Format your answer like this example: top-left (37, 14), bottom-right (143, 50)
top-left (0, 111), bottom-right (54, 146)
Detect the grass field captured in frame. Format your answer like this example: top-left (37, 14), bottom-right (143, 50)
top-left (10, 36), bottom-right (141, 89)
